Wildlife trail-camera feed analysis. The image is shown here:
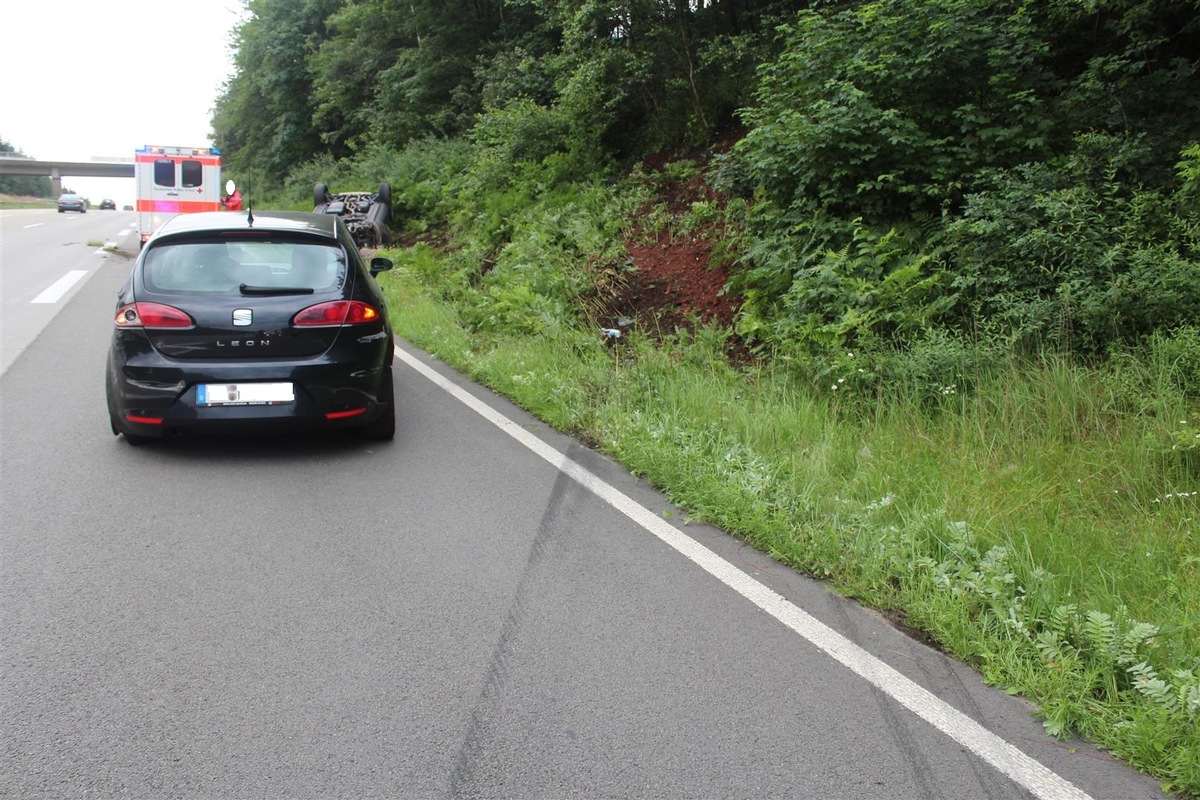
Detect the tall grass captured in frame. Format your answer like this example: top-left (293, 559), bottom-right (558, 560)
top-left (379, 256), bottom-right (1199, 794)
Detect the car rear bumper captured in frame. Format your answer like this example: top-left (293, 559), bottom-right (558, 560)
top-left (106, 337), bottom-right (393, 439)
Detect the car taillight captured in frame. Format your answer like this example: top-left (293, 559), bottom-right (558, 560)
top-left (292, 300), bottom-right (380, 327)
top-left (114, 302), bottom-right (194, 329)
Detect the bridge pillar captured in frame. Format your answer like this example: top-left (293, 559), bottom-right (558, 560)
top-left (50, 167), bottom-right (62, 197)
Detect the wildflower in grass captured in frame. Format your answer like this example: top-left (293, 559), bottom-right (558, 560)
top-left (1170, 417), bottom-right (1199, 450)
top-left (863, 494), bottom-right (896, 512)
top-left (1153, 491), bottom-right (1197, 503)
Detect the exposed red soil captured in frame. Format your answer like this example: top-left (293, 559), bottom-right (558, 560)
top-left (618, 229), bottom-right (738, 332)
top-left (593, 148), bottom-right (743, 347)
top-left (398, 145), bottom-right (746, 352)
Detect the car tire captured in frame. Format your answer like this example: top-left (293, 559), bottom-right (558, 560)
top-left (105, 372), bottom-right (121, 436)
top-left (376, 183), bottom-right (392, 206)
top-left (360, 222), bottom-right (383, 249)
top-left (362, 371), bottom-right (395, 441)
top-left (314, 183), bottom-right (330, 208)
top-left (365, 405), bottom-right (394, 441)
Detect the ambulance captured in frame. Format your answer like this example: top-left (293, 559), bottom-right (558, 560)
top-left (134, 145), bottom-right (223, 246)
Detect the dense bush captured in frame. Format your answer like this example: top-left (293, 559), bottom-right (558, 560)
top-left (735, 0), bottom-right (1060, 222)
top-left (724, 0), bottom-right (1200, 367)
top-left (947, 133), bottom-right (1200, 355)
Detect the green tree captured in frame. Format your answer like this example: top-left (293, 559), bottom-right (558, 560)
top-left (0, 138), bottom-right (52, 197)
top-left (308, 0), bottom-right (414, 151)
top-left (522, 0), bottom-right (800, 159)
top-left (212, 0), bottom-right (341, 182)
top-left (211, 0), bottom-right (808, 190)
top-left (311, 0), bottom-right (527, 151)
top-left (1046, 0), bottom-right (1200, 187)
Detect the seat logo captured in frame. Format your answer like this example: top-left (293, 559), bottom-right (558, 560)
top-left (233, 308), bottom-right (253, 327)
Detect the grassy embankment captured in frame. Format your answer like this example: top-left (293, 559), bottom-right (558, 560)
top-left (367, 168), bottom-right (1199, 795)
top-left (0, 193), bottom-right (54, 209)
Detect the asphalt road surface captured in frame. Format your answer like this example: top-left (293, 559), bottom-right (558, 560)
top-left (0, 213), bottom-right (1165, 798)
top-left (1, 207), bottom-right (133, 373)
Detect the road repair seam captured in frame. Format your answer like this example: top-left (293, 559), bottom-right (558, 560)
top-left (396, 345), bottom-right (1093, 800)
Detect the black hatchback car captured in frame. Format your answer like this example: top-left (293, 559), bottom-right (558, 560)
top-left (105, 210), bottom-right (395, 444)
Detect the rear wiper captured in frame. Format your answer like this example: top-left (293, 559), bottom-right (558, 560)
top-left (239, 284), bottom-right (315, 296)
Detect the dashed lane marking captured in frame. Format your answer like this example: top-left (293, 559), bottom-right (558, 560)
top-left (31, 270), bottom-right (88, 304)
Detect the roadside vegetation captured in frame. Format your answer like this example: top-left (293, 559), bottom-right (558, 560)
top-left (0, 193), bottom-right (54, 209)
top-left (0, 140), bottom-right (54, 202)
top-left (213, 0), bottom-right (1198, 793)
top-left (375, 156), bottom-right (1199, 796)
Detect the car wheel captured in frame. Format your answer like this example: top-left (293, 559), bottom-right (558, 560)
top-left (314, 183), bottom-right (329, 208)
top-left (105, 370), bottom-right (121, 435)
top-left (363, 223), bottom-right (383, 249)
top-left (362, 372), bottom-right (395, 441)
top-left (376, 183), bottom-right (392, 206)
top-left (363, 403), bottom-right (395, 441)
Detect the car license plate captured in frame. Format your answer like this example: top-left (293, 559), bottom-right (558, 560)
top-left (196, 382), bottom-right (294, 406)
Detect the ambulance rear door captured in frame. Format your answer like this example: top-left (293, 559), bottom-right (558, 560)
top-left (135, 147), bottom-right (222, 245)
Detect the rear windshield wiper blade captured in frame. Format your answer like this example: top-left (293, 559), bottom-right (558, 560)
top-left (239, 284), bottom-right (315, 296)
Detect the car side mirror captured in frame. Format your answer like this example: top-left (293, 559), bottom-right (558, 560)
top-left (369, 256), bottom-right (393, 277)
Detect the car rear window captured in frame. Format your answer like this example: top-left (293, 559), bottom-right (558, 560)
top-left (142, 240), bottom-right (347, 295)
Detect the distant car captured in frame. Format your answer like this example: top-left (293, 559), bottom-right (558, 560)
top-left (99, 198), bottom-right (116, 210)
top-left (123, 205), bottom-right (133, 211)
top-left (105, 210), bottom-right (396, 445)
top-left (57, 193), bottom-right (86, 213)
top-left (313, 183), bottom-right (392, 249)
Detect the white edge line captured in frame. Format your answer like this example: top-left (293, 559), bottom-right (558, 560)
top-left (395, 345), bottom-right (1094, 800)
top-left (31, 270), bottom-right (89, 304)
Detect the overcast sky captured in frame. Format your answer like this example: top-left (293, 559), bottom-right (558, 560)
top-left (0, 0), bottom-right (246, 205)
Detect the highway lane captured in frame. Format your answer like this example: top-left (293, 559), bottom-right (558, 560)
top-left (0, 220), bottom-right (1165, 798)
top-left (0, 206), bottom-right (138, 373)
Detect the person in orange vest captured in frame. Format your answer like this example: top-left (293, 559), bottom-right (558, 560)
top-left (222, 188), bottom-right (243, 211)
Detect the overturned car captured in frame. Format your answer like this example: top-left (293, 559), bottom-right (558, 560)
top-left (313, 183), bottom-right (392, 249)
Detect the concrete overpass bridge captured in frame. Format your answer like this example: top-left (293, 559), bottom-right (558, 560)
top-left (0, 154), bottom-right (133, 195)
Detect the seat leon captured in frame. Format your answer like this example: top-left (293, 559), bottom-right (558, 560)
top-left (106, 211), bottom-right (395, 444)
